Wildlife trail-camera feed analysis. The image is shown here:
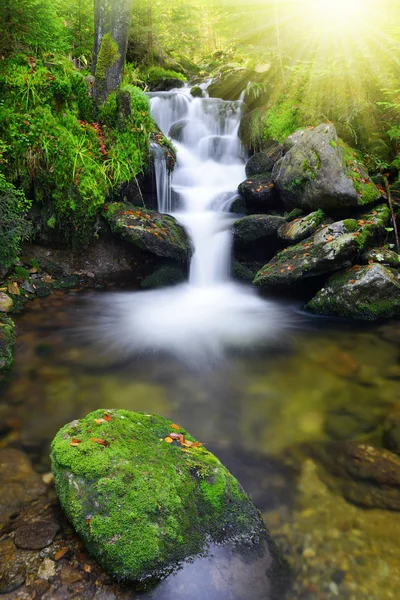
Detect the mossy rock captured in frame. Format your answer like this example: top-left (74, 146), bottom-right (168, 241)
top-left (53, 275), bottom-right (82, 290)
top-left (141, 264), bottom-right (186, 289)
top-left (361, 248), bottom-right (400, 269)
top-left (0, 315), bottom-right (15, 372)
top-left (254, 205), bottom-right (390, 289)
top-left (245, 152), bottom-right (275, 178)
top-left (190, 86), bottom-right (203, 98)
top-left (238, 175), bottom-right (283, 214)
top-left (168, 119), bottom-right (190, 142)
top-left (51, 410), bottom-right (284, 587)
top-left (278, 210), bottom-right (325, 244)
top-left (233, 215), bottom-right (286, 248)
top-left (105, 203), bottom-right (190, 264)
top-left (272, 124), bottom-right (381, 213)
top-left (207, 69), bottom-right (252, 101)
top-left (306, 263), bottom-right (400, 320)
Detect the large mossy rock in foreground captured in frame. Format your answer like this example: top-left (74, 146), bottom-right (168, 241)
top-left (105, 203), bottom-right (190, 263)
top-left (51, 410), bottom-right (286, 593)
top-left (306, 263), bottom-right (400, 320)
top-left (272, 124), bottom-right (381, 213)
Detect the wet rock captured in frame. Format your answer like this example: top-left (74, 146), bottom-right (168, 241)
top-left (38, 558), bottom-right (56, 580)
top-left (0, 449), bottom-right (47, 520)
top-left (51, 410), bottom-right (287, 588)
top-left (0, 292), bottom-right (13, 312)
top-left (168, 118), bottom-right (190, 142)
top-left (238, 175), bottom-right (283, 214)
top-left (309, 441), bottom-right (400, 510)
top-left (140, 263), bottom-right (186, 289)
top-left (190, 86), bottom-right (203, 98)
top-left (324, 404), bottom-right (384, 441)
top-left (307, 263), bottom-right (400, 320)
top-left (0, 315), bottom-right (15, 373)
top-left (254, 205), bottom-right (390, 289)
top-left (105, 203), bottom-right (190, 264)
top-left (233, 215), bottom-right (286, 251)
top-left (14, 519), bottom-right (60, 550)
top-left (231, 260), bottom-right (261, 282)
top-left (361, 247), bottom-right (400, 269)
top-left (53, 274), bottom-right (82, 290)
top-left (278, 210), bottom-right (325, 244)
top-left (207, 69), bottom-right (251, 100)
top-left (272, 123), bottom-right (381, 212)
top-left (245, 152), bottom-right (275, 178)
top-left (0, 538), bottom-right (26, 593)
top-left (230, 196), bottom-right (248, 215)
top-left (59, 564), bottom-right (82, 585)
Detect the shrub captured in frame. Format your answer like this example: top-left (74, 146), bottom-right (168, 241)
top-left (0, 174), bottom-right (31, 268)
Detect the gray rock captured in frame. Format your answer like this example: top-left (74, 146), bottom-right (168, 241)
top-left (168, 119), bottom-right (190, 142)
top-left (245, 152), bottom-right (275, 178)
top-left (272, 124), bottom-right (381, 212)
top-left (361, 247), bottom-right (400, 269)
top-left (0, 292), bottom-right (13, 312)
top-left (306, 263), bottom-right (400, 320)
top-left (238, 175), bottom-right (282, 214)
top-left (141, 263), bottom-right (186, 289)
top-left (14, 519), bottom-right (60, 550)
top-left (234, 215), bottom-right (286, 248)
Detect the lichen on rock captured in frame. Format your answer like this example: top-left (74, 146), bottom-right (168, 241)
top-left (50, 409), bottom-right (281, 585)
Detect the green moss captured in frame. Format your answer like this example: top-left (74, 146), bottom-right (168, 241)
top-left (14, 266), bottom-right (30, 279)
top-left (343, 219), bottom-right (358, 233)
top-left (329, 140), bottom-right (337, 149)
top-left (95, 34), bottom-right (120, 82)
top-left (51, 409), bottom-right (263, 582)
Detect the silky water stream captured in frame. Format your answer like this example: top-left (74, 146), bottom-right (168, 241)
top-left (2, 90), bottom-right (400, 599)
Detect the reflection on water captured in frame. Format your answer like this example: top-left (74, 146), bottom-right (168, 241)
top-left (2, 290), bottom-right (400, 599)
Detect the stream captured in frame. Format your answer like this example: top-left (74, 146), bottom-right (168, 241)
top-left (1, 89), bottom-right (400, 599)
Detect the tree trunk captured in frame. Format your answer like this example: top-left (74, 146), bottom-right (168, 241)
top-left (92, 0), bottom-right (133, 105)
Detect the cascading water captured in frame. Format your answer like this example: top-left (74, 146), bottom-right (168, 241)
top-left (90, 88), bottom-right (289, 365)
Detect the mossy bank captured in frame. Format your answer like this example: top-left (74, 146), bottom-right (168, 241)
top-left (51, 409), bottom-right (285, 588)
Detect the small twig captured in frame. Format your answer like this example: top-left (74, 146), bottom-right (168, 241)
top-left (383, 175), bottom-right (400, 253)
top-left (134, 176), bottom-right (145, 208)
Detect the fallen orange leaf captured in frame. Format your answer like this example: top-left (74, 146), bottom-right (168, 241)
top-left (70, 438), bottom-right (82, 447)
top-left (90, 438), bottom-right (110, 447)
top-left (171, 424), bottom-right (180, 430)
top-left (54, 547), bottom-right (69, 561)
top-left (165, 437), bottom-right (173, 443)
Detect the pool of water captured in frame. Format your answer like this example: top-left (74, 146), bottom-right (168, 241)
top-left (2, 289), bottom-right (400, 599)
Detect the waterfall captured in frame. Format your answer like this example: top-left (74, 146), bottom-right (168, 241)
top-left (148, 89), bottom-right (246, 286)
top-left (90, 88), bottom-right (290, 364)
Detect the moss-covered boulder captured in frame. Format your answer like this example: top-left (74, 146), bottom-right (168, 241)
top-left (254, 205), bottom-right (390, 288)
top-left (105, 203), bottom-right (190, 264)
top-left (207, 69), bottom-right (252, 101)
top-left (51, 410), bottom-right (285, 589)
top-left (168, 119), bottom-right (190, 143)
top-left (190, 86), bottom-right (203, 98)
top-left (233, 215), bottom-right (285, 263)
top-left (238, 176), bottom-right (283, 214)
top-left (278, 210), bottom-right (325, 244)
top-left (272, 124), bottom-right (381, 213)
top-left (245, 152), bottom-right (275, 178)
top-left (0, 315), bottom-right (15, 373)
top-left (361, 247), bottom-right (400, 269)
top-left (306, 263), bottom-right (400, 320)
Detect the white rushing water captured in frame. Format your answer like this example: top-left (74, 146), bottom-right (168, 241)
top-left (92, 87), bottom-right (289, 364)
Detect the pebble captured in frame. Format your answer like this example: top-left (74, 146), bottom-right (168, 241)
top-left (38, 558), bottom-right (56, 580)
top-left (14, 519), bottom-right (60, 550)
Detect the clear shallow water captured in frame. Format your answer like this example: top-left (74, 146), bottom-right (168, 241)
top-left (2, 291), bottom-right (400, 599)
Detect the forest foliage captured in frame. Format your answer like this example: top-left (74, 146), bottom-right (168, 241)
top-left (1, 0), bottom-right (400, 266)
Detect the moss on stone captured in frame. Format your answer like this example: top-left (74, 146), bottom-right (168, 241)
top-left (95, 33), bottom-right (120, 82)
top-left (51, 410), bottom-right (266, 583)
top-left (343, 219), bottom-right (358, 233)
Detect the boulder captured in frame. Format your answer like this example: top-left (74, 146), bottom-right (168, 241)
top-left (272, 124), bottom-right (381, 213)
top-left (190, 86), bottom-right (203, 98)
top-left (168, 119), bottom-right (190, 142)
top-left (0, 292), bottom-right (13, 312)
top-left (306, 263), bottom-right (400, 320)
top-left (361, 247), bottom-right (400, 269)
top-left (51, 409), bottom-right (287, 590)
top-left (233, 215), bottom-right (286, 263)
top-left (309, 441), bottom-right (400, 511)
top-left (245, 152), bottom-right (275, 178)
top-left (238, 175), bottom-right (283, 214)
top-left (105, 203), bottom-right (190, 264)
top-left (278, 210), bottom-right (325, 244)
top-left (0, 315), bottom-right (15, 373)
top-left (254, 205), bottom-right (390, 289)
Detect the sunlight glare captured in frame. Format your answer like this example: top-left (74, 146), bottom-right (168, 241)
top-left (310, 0), bottom-right (365, 31)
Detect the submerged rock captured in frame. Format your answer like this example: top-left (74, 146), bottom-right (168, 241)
top-left (309, 441), bottom-right (400, 511)
top-left (272, 124), bottom-right (381, 212)
top-left (306, 263), bottom-right (400, 320)
top-left (105, 203), bottom-right (190, 264)
top-left (168, 118), bottom-right (190, 142)
top-left (278, 210), bottom-right (325, 244)
top-left (254, 205), bottom-right (390, 289)
top-left (51, 410), bottom-right (287, 590)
